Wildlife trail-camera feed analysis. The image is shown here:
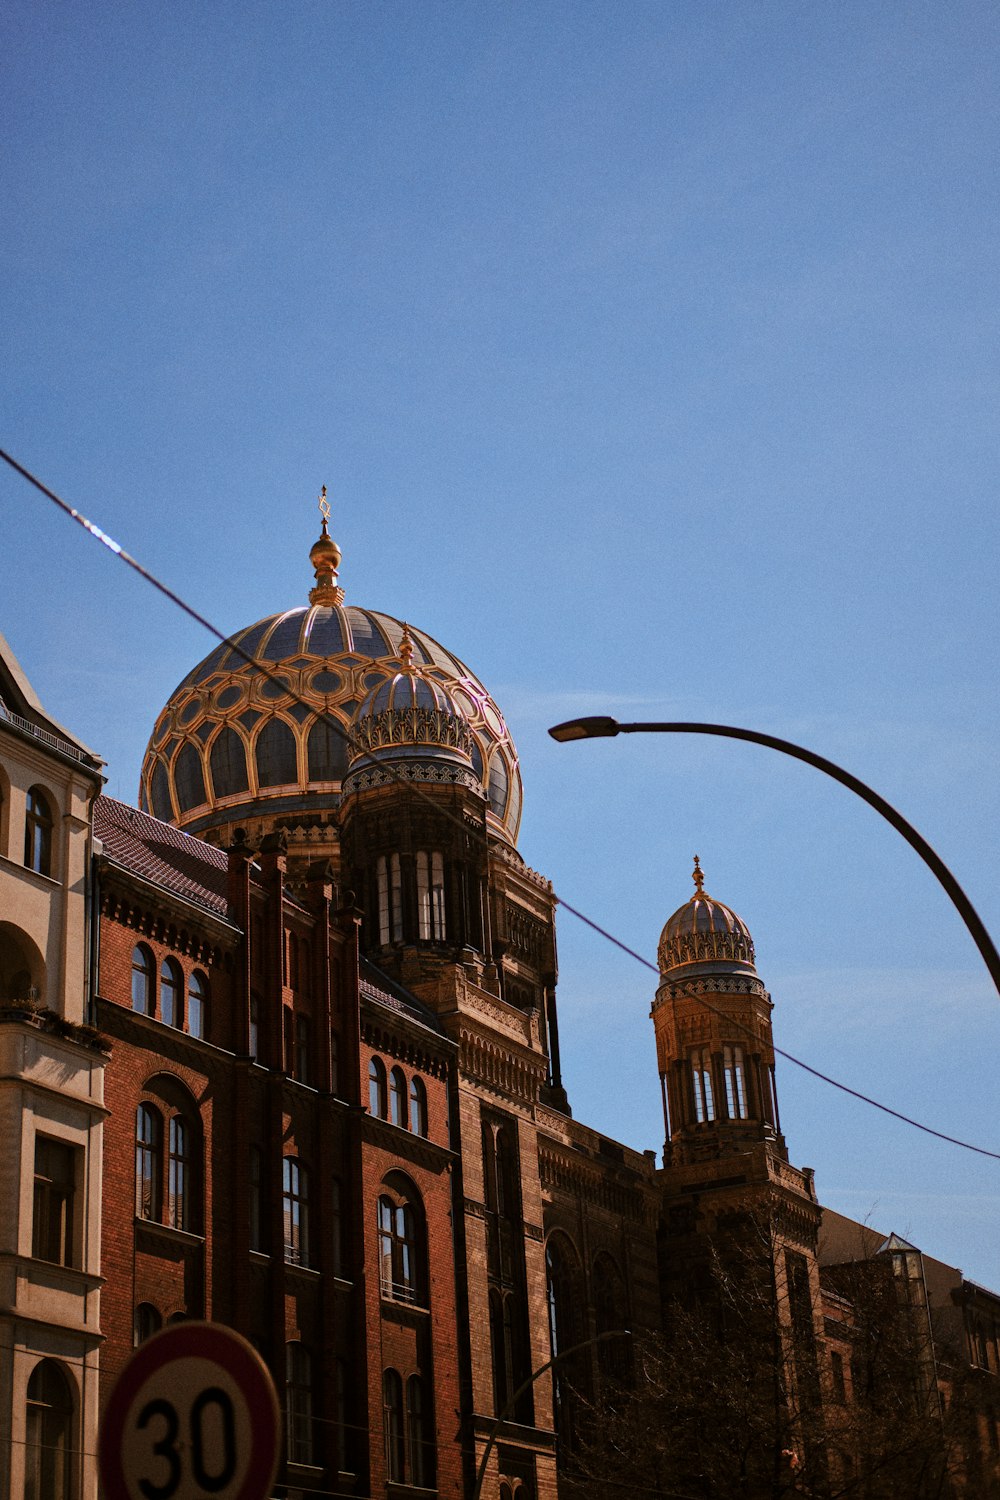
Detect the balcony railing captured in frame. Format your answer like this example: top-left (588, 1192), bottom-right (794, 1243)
top-left (0, 701), bottom-right (95, 766)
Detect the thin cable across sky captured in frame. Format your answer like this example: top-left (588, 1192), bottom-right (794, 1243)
top-left (3, 445), bottom-right (999, 1164)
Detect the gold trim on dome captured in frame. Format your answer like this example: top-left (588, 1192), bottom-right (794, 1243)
top-left (139, 603), bottom-right (523, 842)
top-left (309, 486), bottom-right (345, 606)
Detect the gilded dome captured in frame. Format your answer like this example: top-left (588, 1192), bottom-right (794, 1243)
top-left (658, 858), bottom-right (756, 976)
top-left (347, 629), bottom-right (476, 773)
top-left (138, 518), bottom-right (522, 843)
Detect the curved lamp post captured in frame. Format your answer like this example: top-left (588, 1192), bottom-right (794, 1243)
top-left (548, 716), bottom-right (1000, 999)
top-left (471, 1329), bottom-right (631, 1500)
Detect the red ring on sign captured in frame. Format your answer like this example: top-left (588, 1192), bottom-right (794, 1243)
top-left (99, 1322), bottom-right (281, 1500)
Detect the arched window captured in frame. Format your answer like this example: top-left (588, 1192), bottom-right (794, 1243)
top-left (255, 718), bottom-right (298, 788)
top-left (547, 1235), bottom-right (586, 1460)
top-left (383, 1369), bottom-right (405, 1482)
top-left (369, 1056), bottom-right (387, 1118)
top-left (286, 1343), bottom-right (314, 1465)
top-left (0, 921), bottom-right (40, 1002)
top-left (160, 958), bottom-right (182, 1028)
top-left (209, 725), bottom-right (249, 799)
top-left (409, 1076), bottom-right (428, 1137)
top-left (723, 1044), bottom-right (748, 1119)
top-left (136, 1104), bottom-right (162, 1220)
top-left (24, 787), bottom-right (53, 876)
top-left (376, 853), bottom-right (404, 945)
top-left (690, 1047), bottom-right (715, 1123)
top-left (187, 971), bottom-right (207, 1040)
top-left (134, 1303), bottom-right (162, 1346)
top-left (594, 1252), bottom-right (632, 1386)
top-left (282, 1157), bottom-right (309, 1266)
top-left (173, 742), bottom-right (207, 813)
top-left (25, 1360), bottom-right (73, 1500)
top-left (389, 1066), bottom-right (407, 1127)
top-left (378, 1177), bottom-right (424, 1305)
top-left (131, 945), bottom-right (155, 1015)
top-left (407, 1375), bottom-right (433, 1488)
top-left (307, 717), bottom-right (350, 783)
top-left (168, 1115), bottom-right (192, 1230)
top-left (416, 851), bottom-right (446, 940)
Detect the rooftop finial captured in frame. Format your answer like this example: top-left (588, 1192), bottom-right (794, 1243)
top-left (309, 484), bottom-right (344, 607)
top-left (692, 854), bottom-right (705, 895)
top-left (399, 623), bottom-right (415, 672)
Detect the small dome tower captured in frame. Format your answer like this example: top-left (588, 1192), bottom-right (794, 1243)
top-left (652, 859), bottom-right (785, 1166)
top-left (339, 626), bottom-right (492, 977)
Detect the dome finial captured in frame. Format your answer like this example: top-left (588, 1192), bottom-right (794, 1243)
top-left (692, 854), bottom-right (705, 895)
top-left (399, 623), bottom-right (415, 672)
top-left (309, 485), bottom-right (345, 606)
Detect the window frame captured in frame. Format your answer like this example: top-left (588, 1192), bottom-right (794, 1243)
top-left (723, 1043), bottom-right (748, 1120)
top-left (187, 970), bottom-right (207, 1040)
top-left (135, 1103), bottom-right (162, 1221)
top-left (389, 1066), bottom-right (407, 1127)
top-left (24, 786), bottom-right (54, 877)
top-left (32, 1135), bottom-right (77, 1267)
top-left (131, 944), bottom-right (155, 1015)
top-left (25, 1359), bottom-right (74, 1500)
top-left (285, 1342), bottom-right (315, 1465)
top-left (409, 1075), bottom-right (428, 1137)
top-left (167, 1114), bottom-right (192, 1231)
top-left (378, 1180), bottom-right (425, 1306)
top-left (690, 1046), bottom-right (716, 1124)
top-left (160, 957), bottom-right (183, 1029)
top-left (282, 1156), bottom-right (309, 1267)
top-left (369, 1056), bottom-right (387, 1119)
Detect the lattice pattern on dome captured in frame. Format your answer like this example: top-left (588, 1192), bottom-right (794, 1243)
top-left (657, 893), bottom-right (756, 975)
top-left (350, 667), bottom-right (474, 763)
top-left (138, 604), bottom-right (521, 843)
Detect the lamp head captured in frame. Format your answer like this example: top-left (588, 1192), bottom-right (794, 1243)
top-left (548, 716), bottom-right (621, 742)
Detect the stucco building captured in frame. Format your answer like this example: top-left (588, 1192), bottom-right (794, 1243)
top-left (0, 634), bottom-right (106, 1500)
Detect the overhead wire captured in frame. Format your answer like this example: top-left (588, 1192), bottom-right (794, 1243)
top-left (2, 446), bottom-right (999, 1163)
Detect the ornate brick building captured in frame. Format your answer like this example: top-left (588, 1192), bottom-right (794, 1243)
top-left (3, 504), bottom-right (998, 1498)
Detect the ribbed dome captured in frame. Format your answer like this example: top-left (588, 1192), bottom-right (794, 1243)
top-left (138, 524), bottom-right (522, 844)
top-left (347, 630), bottom-right (475, 772)
top-left (658, 859), bottom-right (756, 976)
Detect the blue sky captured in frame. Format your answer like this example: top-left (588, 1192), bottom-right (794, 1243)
top-left (4, 1), bottom-right (999, 1287)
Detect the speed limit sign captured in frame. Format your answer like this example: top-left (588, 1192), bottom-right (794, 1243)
top-left (99, 1322), bottom-right (281, 1500)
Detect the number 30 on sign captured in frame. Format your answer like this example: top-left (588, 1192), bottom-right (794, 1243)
top-left (99, 1322), bottom-right (281, 1500)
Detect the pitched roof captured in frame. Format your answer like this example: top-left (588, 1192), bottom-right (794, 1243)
top-left (360, 955), bottom-right (445, 1036)
top-left (95, 795), bottom-right (232, 920)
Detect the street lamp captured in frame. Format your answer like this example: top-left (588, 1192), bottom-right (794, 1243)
top-left (548, 716), bottom-right (1000, 998)
top-left (471, 1329), bottom-right (631, 1500)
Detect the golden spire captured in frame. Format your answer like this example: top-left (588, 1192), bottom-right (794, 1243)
top-left (692, 854), bottom-right (705, 896)
top-left (309, 485), bottom-right (345, 606)
top-left (399, 622), bottom-right (415, 672)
